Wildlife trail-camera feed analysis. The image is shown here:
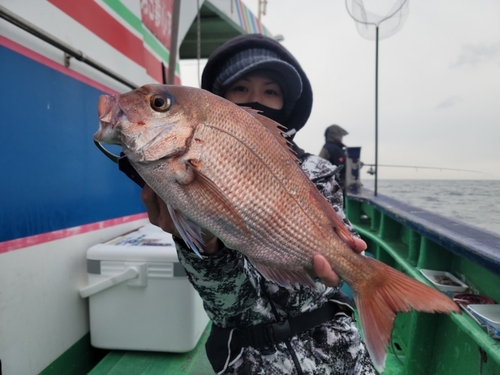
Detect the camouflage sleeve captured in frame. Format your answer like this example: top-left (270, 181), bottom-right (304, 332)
top-left (300, 154), bottom-right (359, 236)
top-left (174, 239), bottom-right (265, 324)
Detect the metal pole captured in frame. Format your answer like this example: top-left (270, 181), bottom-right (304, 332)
top-left (168, 0), bottom-right (181, 84)
top-left (375, 26), bottom-right (379, 196)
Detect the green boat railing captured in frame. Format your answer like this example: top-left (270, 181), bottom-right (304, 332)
top-left (345, 188), bottom-right (500, 375)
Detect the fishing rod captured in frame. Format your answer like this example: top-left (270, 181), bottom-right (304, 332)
top-left (361, 163), bottom-right (490, 176)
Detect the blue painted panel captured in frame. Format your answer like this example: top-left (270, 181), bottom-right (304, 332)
top-left (0, 46), bottom-right (145, 242)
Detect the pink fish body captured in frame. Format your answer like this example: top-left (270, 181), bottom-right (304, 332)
top-left (95, 84), bottom-right (459, 371)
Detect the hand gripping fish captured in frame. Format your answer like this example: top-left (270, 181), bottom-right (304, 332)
top-left (94, 84), bottom-right (459, 372)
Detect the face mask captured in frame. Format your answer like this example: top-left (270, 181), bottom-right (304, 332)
top-left (236, 102), bottom-right (286, 125)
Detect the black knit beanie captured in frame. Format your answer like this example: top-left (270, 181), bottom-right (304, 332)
top-left (211, 48), bottom-right (303, 118)
top-left (202, 34), bottom-right (313, 134)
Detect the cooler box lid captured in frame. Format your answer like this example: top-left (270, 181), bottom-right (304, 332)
top-left (87, 224), bottom-right (178, 262)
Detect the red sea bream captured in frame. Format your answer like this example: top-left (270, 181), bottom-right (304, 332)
top-left (94, 84), bottom-right (460, 371)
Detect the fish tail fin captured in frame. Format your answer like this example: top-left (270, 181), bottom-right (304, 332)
top-left (353, 257), bottom-right (460, 372)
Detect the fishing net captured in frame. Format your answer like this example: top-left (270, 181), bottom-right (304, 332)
top-left (345, 0), bottom-right (410, 40)
top-left (344, 0), bottom-right (410, 195)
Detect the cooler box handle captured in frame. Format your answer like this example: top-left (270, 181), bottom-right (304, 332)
top-left (79, 265), bottom-right (145, 298)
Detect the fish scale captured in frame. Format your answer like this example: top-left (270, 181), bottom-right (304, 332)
top-left (199, 134), bottom-right (310, 265)
top-left (191, 103), bottom-right (322, 265)
top-left (94, 84), bottom-right (460, 372)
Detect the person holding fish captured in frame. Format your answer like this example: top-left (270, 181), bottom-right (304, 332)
top-left (97, 33), bottom-right (459, 375)
top-left (140, 34), bottom-right (377, 374)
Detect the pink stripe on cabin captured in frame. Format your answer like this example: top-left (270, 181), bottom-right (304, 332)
top-left (0, 35), bottom-right (120, 95)
top-left (0, 213), bottom-right (148, 254)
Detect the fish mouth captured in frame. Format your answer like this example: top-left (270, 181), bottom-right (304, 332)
top-left (93, 94), bottom-right (127, 163)
top-left (94, 94), bottom-right (124, 145)
top-left (94, 89), bottom-right (180, 163)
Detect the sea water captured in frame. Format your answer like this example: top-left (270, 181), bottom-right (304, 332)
top-left (366, 180), bottom-right (500, 236)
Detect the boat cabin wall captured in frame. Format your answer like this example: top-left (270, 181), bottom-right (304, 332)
top-left (0, 1), bottom-right (274, 373)
top-left (0, 1), bottom-right (189, 373)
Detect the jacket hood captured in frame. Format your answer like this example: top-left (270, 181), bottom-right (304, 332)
top-left (201, 34), bottom-right (313, 134)
top-left (325, 124), bottom-right (348, 143)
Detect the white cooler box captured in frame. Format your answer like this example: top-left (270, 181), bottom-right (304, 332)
top-left (79, 224), bottom-right (209, 352)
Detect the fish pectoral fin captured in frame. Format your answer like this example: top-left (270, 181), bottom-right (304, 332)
top-left (185, 161), bottom-right (250, 238)
top-left (241, 107), bottom-right (298, 162)
top-left (252, 262), bottom-right (316, 288)
top-left (167, 204), bottom-right (204, 258)
top-left (354, 256), bottom-right (460, 372)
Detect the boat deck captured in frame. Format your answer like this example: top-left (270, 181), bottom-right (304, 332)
top-left (40, 319), bottom-right (405, 375)
top-left (89, 326), bottom-right (213, 375)
top-left (84, 322), bottom-right (404, 375)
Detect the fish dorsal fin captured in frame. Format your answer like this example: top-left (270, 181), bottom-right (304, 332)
top-left (166, 203), bottom-right (204, 258)
top-left (241, 107), bottom-right (298, 162)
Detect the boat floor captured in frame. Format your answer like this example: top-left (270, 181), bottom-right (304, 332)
top-left (88, 322), bottom-right (403, 375)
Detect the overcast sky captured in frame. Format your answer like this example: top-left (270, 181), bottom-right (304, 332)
top-left (181, 0), bottom-right (500, 181)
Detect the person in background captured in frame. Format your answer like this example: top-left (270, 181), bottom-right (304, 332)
top-left (140, 34), bottom-right (376, 374)
top-left (319, 125), bottom-right (349, 191)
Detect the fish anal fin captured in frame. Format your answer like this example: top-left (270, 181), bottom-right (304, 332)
top-left (253, 262), bottom-right (316, 289)
top-left (354, 256), bottom-right (460, 372)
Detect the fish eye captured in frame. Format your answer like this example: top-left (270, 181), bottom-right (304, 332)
top-left (150, 95), bottom-right (171, 112)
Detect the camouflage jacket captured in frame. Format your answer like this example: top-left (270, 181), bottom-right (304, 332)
top-left (175, 155), bottom-right (376, 375)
